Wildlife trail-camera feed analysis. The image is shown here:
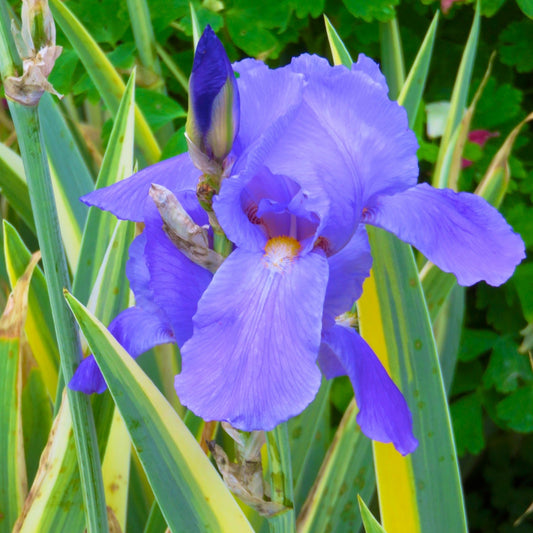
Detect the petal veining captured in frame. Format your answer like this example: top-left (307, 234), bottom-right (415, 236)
top-left (175, 247), bottom-right (328, 431)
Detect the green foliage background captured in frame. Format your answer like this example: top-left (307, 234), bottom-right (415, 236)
top-left (1, 0), bottom-right (532, 531)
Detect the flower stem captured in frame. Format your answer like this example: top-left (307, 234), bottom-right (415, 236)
top-left (10, 103), bottom-right (110, 533)
top-left (0, 8), bottom-right (109, 528)
top-left (266, 423), bottom-right (295, 533)
top-left (213, 230), bottom-right (233, 257)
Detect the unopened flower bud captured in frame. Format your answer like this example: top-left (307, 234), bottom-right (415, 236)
top-left (186, 25), bottom-right (239, 172)
top-left (5, 0), bottom-right (62, 106)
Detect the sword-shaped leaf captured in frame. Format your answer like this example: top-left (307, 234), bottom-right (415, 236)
top-left (0, 253), bottom-right (39, 532)
top-left (64, 291), bottom-right (254, 533)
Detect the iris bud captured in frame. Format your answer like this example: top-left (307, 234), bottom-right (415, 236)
top-left (186, 25), bottom-right (240, 172)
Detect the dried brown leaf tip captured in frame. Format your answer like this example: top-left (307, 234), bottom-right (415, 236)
top-left (5, 0), bottom-right (62, 106)
top-left (0, 252), bottom-right (41, 339)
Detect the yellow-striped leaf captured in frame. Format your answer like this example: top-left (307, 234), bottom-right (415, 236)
top-left (0, 253), bottom-right (39, 532)
top-left (64, 291), bottom-right (254, 533)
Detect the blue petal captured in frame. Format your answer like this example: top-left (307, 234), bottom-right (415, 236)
top-left (175, 247), bottom-right (328, 431)
top-left (143, 203), bottom-right (212, 346)
top-left (214, 166), bottom-right (323, 253)
top-left (324, 225), bottom-right (372, 324)
top-left (125, 233), bottom-right (158, 313)
top-left (323, 324), bottom-right (418, 455)
top-left (362, 183), bottom-right (526, 286)
top-left (351, 54), bottom-right (388, 92)
top-left (69, 307), bottom-right (175, 394)
top-left (81, 153), bottom-right (201, 222)
top-left (317, 342), bottom-right (346, 379)
top-left (283, 54), bottom-right (418, 204)
top-left (232, 59), bottom-right (304, 160)
top-left (258, 55), bottom-right (418, 252)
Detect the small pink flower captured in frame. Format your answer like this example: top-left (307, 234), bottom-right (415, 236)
top-left (462, 129), bottom-right (499, 168)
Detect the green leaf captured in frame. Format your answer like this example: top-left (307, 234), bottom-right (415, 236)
top-left (474, 79), bottom-right (522, 129)
top-left (482, 337), bottom-right (533, 393)
top-left (290, 380), bottom-right (331, 512)
top-left (324, 15), bottom-right (353, 69)
top-left (342, 0), bottom-right (399, 22)
top-left (47, 48), bottom-right (81, 96)
top-left (433, 284), bottom-right (465, 393)
top-left (86, 220), bottom-right (134, 325)
top-left (450, 392), bottom-right (485, 456)
top-left (64, 291), bottom-right (254, 533)
top-left (358, 230), bottom-right (468, 533)
top-left (433, 6), bottom-right (480, 188)
top-left (499, 20), bottom-right (533, 72)
top-left (481, 0), bottom-right (507, 16)
top-left (451, 360), bottom-right (485, 396)
top-left (291, 0), bottom-right (325, 18)
top-left (3, 221), bottom-right (59, 398)
top-left (0, 142), bottom-right (34, 232)
top-left (496, 386), bottom-right (533, 432)
top-left (14, 398), bottom-right (86, 533)
top-left (297, 400), bottom-right (375, 533)
top-left (458, 329), bottom-right (499, 362)
top-left (516, 0), bottom-right (533, 17)
top-left (0, 253), bottom-right (39, 533)
top-left (226, 2), bottom-right (292, 59)
top-left (127, 0), bottom-right (159, 72)
top-left (514, 262), bottom-right (533, 321)
top-left (21, 365), bottom-right (52, 485)
top-left (379, 18), bottom-right (405, 99)
top-left (67, 0), bottom-right (129, 45)
top-left (358, 495), bottom-right (387, 533)
top-left (49, 0), bottom-right (161, 164)
top-left (39, 93), bottom-right (95, 271)
top-left (397, 12), bottom-right (439, 124)
top-left (136, 88), bottom-right (186, 131)
top-left (161, 125), bottom-right (188, 159)
top-left (73, 71), bottom-right (136, 304)
top-left (266, 423), bottom-right (295, 533)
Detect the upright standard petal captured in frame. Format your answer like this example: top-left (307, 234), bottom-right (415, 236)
top-left (276, 54), bottom-right (419, 205)
top-left (323, 324), bottom-right (418, 456)
top-left (362, 183), bottom-right (526, 286)
top-left (69, 306), bottom-right (175, 394)
top-left (231, 59), bottom-right (304, 159)
top-left (81, 153), bottom-right (201, 222)
top-left (175, 245), bottom-right (328, 431)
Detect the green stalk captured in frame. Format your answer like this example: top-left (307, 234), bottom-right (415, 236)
top-left (9, 105), bottom-right (110, 533)
top-left (213, 231), bottom-right (233, 257)
top-left (266, 423), bottom-right (295, 533)
top-left (0, 6), bottom-right (109, 532)
top-left (126, 0), bottom-right (160, 78)
top-left (156, 43), bottom-right (189, 92)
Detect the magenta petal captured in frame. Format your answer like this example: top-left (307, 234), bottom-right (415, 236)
top-left (175, 247), bottom-right (328, 431)
top-left (362, 183), bottom-right (525, 286)
top-left (69, 307), bottom-right (175, 394)
top-left (81, 153), bottom-right (201, 222)
top-left (323, 324), bottom-right (418, 455)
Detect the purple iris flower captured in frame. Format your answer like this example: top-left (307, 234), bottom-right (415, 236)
top-left (69, 31), bottom-right (525, 456)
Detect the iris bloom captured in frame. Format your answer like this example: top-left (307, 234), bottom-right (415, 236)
top-left (70, 28), bottom-right (524, 456)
